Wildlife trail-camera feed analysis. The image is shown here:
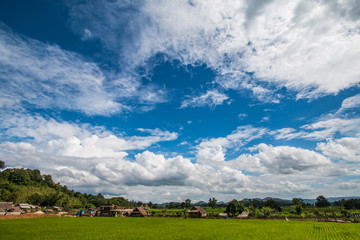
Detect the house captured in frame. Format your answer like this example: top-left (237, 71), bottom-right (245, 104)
top-left (122, 209), bottom-right (134, 216)
top-left (96, 204), bottom-right (123, 217)
top-left (53, 206), bottom-right (62, 211)
top-left (130, 207), bottom-right (148, 217)
top-left (237, 212), bottom-right (251, 219)
top-left (0, 202), bottom-right (13, 212)
top-left (144, 204), bottom-right (151, 211)
top-left (19, 203), bottom-right (31, 210)
top-left (6, 206), bottom-right (22, 215)
top-left (188, 206), bottom-right (207, 218)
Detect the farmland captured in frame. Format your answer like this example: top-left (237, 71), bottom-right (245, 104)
top-left (1, 217), bottom-right (359, 240)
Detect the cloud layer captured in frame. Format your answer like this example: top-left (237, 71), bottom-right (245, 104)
top-left (67, 0), bottom-right (360, 101)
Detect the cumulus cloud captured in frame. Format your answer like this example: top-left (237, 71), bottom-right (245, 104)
top-left (180, 90), bottom-right (230, 109)
top-left (234, 144), bottom-right (331, 174)
top-left (67, 0), bottom-right (360, 101)
top-left (0, 112), bottom-right (178, 158)
top-left (196, 125), bottom-right (267, 163)
top-left (317, 137), bottom-right (360, 162)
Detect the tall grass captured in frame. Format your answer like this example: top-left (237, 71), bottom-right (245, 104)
top-left (1, 217), bottom-right (359, 240)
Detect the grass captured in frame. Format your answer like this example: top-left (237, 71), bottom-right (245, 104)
top-left (1, 217), bottom-right (360, 240)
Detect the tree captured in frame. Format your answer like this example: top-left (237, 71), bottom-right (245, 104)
top-left (292, 198), bottom-right (304, 207)
top-left (0, 160), bottom-right (4, 169)
top-left (315, 195), bottom-right (330, 207)
top-left (185, 199), bottom-right (191, 208)
top-left (295, 204), bottom-right (303, 215)
top-left (208, 197), bottom-right (217, 209)
top-left (226, 199), bottom-right (244, 217)
top-left (263, 199), bottom-right (282, 212)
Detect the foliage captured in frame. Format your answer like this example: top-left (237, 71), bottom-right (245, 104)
top-left (0, 160), bottom-right (4, 169)
top-left (295, 205), bottom-right (303, 215)
top-left (0, 167), bottom-right (140, 209)
top-left (292, 198), bottom-right (304, 207)
top-left (315, 195), bottom-right (330, 207)
top-left (263, 199), bottom-right (282, 212)
top-left (208, 197), bottom-right (217, 209)
top-left (334, 198), bottom-right (360, 210)
top-left (226, 199), bottom-right (244, 217)
top-left (1, 218), bottom-right (360, 240)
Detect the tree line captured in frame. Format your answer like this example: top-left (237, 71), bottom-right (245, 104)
top-left (1, 164), bottom-right (359, 211)
top-left (0, 167), bottom-right (144, 210)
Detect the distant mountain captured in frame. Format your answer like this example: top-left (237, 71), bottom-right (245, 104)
top-left (194, 201), bottom-right (207, 206)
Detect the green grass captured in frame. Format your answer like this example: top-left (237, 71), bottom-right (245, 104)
top-left (0, 217), bottom-right (359, 240)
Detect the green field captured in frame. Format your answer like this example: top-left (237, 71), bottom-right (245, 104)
top-left (1, 217), bottom-right (359, 240)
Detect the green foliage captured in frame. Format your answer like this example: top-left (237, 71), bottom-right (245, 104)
top-left (334, 198), bottom-right (360, 210)
top-left (263, 199), bottom-right (282, 212)
top-left (0, 160), bottom-right (4, 169)
top-left (184, 199), bottom-right (191, 208)
top-left (0, 167), bottom-right (139, 210)
top-left (1, 218), bottom-right (360, 240)
top-left (226, 199), bottom-right (244, 217)
top-left (292, 198), bottom-right (304, 207)
top-left (295, 205), bottom-right (303, 215)
top-left (315, 195), bottom-right (330, 207)
top-left (208, 197), bottom-right (217, 209)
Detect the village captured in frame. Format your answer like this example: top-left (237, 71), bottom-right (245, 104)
top-left (0, 201), bottom-right (254, 219)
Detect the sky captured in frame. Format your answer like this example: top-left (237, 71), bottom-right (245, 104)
top-left (0, 0), bottom-right (360, 203)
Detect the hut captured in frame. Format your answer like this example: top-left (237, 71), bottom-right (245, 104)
top-left (130, 207), bottom-right (148, 217)
top-left (19, 203), bottom-right (31, 211)
top-left (6, 206), bottom-right (22, 215)
top-left (188, 206), bottom-right (207, 218)
top-left (0, 202), bottom-right (13, 212)
top-left (122, 209), bottom-right (134, 216)
top-left (96, 205), bottom-right (123, 217)
top-left (237, 212), bottom-right (251, 219)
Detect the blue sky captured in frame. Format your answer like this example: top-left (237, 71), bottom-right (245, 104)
top-left (1, 0), bottom-right (360, 203)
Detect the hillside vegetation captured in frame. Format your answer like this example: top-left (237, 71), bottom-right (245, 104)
top-left (0, 167), bottom-right (142, 210)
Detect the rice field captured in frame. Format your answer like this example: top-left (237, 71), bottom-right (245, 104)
top-left (0, 217), bottom-right (359, 240)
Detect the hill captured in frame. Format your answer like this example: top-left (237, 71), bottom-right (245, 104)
top-left (0, 167), bottom-right (142, 210)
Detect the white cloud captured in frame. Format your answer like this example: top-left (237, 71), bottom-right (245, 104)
top-left (270, 128), bottom-right (303, 140)
top-left (196, 125), bottom-right (267, 163)
top-left (317, 137), bottom-right (360, 162)
top-left (336, 94), bottom-right (360, 115)
top-left (180, 90), bottom-right (230, 109)
top-left (234, 144), bottom-right (331, 174)
top-left (67, 0), bottom-right (360, 101)
top-left (0, 25), bottom-right (122, 116)
top-left (301, 118), bottom-right (360, 140)
top-left (237, 113), bottom-right (248, 120)
top-left (0, 112), bottom-right (178, 158)
top-left (0, 24), bottom-right (168, 116)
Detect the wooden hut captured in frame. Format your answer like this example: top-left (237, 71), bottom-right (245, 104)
top-left (0, 202), bottom-right (13, 211)
top-left (96, 204), bottom-right (123, 217)
top-left (130, 207), bottom-right (148, 217)
top-left (187, 206), bottom-right (207, 218)
top-left (237, 211), bottom-right (251, 219)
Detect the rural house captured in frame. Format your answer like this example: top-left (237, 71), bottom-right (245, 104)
top-left (96, 204), bottom-right (123, 217)
top-left (0, 202), bottom-right (13, 212)
top-left (188, 206), bottom-right (207, 218)
top-left (237, 212), bottom-right (251, 219)
top-left (130, 207), bottom-right (148, 217)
